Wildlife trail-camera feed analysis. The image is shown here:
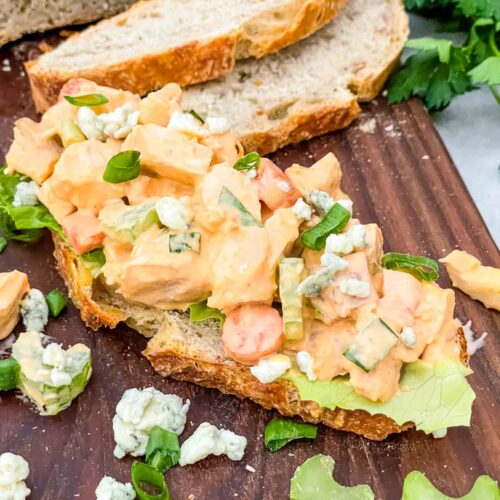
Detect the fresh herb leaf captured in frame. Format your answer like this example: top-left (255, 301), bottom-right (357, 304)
top-left (145, 426), bottom-right (180, 473)
top-left (189, 301), bottom-right (225, 326)
top-left (381, 252), bottom-right (439, 281)
top-left (218, 186), bottom-right (263, 227)
top-left (0, 166), bottom-right (64, 242)
top-left (233, 152), bottom-right (261, 171)
top-left (406, 37), bottom-right (453, 62)
top-left (0, 236), bottom-right (6, 253)
top-left (390, 2), bottom-right (500, 109)
top-left (64, 93), bottom-right (109, 107)
top-left (187, 109), bottom-right (205, 124)
top-left (131, 461), bottom-right (170, 500)
top-left (169, 232), bottom-right (201, 253)
top-left (300, 203), bottom-right (351, 251)
top-left (80, 248), bottom-right (106, 278)
top-left (103, 150), bottom-right (141, 184)
top-left (45, 289), bottom-right (68, 317)
top-left (264, 419), bottom-right (318, 452)
top-left (469, 55), bottom-right (500, 83)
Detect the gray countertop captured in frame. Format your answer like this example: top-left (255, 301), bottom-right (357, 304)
top-left (410, 14), bottom-right (500, 246)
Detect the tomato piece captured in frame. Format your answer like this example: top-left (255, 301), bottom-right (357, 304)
top-left (61, 211), bottom-right (104, 255)
top-left (255, 159), bottom-right (301, 211)
top-left (222, 304), bottom-right (283, 365)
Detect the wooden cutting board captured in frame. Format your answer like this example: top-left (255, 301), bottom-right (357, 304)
top-left (0, 35), bottom-right (499, 500)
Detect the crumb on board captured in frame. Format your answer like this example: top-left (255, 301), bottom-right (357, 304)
top-left (358, 117), bottom-right (377, 134)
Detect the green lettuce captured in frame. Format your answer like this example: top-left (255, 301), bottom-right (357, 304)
top-left (290, 454), bottom-right (374, 500)
top-left (402, 471), bottom-right (499, 500)
top-left (0, 166), bottom-right (64, 242)
top-left (283, 360), bottom-right (475, 434)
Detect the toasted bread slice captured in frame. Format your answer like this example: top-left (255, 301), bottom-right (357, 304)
top-left (182, 0), bottom-right (409, 154)
top-left (52, 233), bottom-right (468, 441)
top-left (26, 0), bottom-right (348, 112)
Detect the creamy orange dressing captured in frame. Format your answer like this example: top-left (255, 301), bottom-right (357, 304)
top-left (0, 271), bottom-right (29, 339)
top-left (440, 250), bottom-right (500, 311)
top-left (4, 78), bottom-right (464, 404)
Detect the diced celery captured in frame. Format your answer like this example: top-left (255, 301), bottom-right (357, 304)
top-left (279, 257), bottom-right (305, 341)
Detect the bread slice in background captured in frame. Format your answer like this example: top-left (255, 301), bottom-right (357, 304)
top-left (26, 0), bottom-right (348, 112)
top-left (0, 0), bottom-right (135, 47)
top-left (182, 0), bottom-right (409, 154)
top-left (51, 232), bottom-right (468, 441)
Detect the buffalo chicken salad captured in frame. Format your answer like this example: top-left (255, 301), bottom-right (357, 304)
top-left (1, 78), bottom-right (475, 437)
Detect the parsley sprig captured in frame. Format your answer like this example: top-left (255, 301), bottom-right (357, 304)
top-left (389, 0), bottom-right (500, 110)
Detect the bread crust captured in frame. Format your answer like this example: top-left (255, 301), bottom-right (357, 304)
top-left (27, 0), bottom-right (348, 112)
top-left (51, 233), bottom-right (469, 440)
top-left (235, 0), bottom-right (409, 154)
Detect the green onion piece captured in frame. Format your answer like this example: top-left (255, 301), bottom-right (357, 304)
top-left (80, 248), bottom-right (106, 278)
top-left (131, 461), bottom-right (170, 500)
top-left (103, 150), bottom-right (141, 184)
top-left (145, 426), bottom-right (180, 473)
top-left (300, 204), bottom-right (351, 251)
top-left (381, 252), bottom-right (439, 282)
top-left (189, 301), bottom-right (225, 326)
top-left (0, 236), bottom-right (7, 253)
top-left (64, 93), bottom-right (109, 107)
top-left (233, 152), bottom-right (261, 171)
top-left (169, 232), bottom-right (201, 253)
top-left (264, 419), bottom-right (318, 452)
top-left (0, 358), bottom-right (20, 391)
top-left (187, 109), bottom-right (205, 124)
top-left (218, 186), bottom-right (263, 227)
top-left (45, 289), bottom-right (68, 317)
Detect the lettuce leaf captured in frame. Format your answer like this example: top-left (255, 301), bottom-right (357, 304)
top-left (402, 471), bottom-right (499, 500)
top-left (283, 360), bottom-right (475, 434)
top-left (290, 454), bottom-right (374, 500)
top-left (0, 166), bottom-right (64, 242)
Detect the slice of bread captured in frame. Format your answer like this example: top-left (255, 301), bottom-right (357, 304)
top-left (51, 233), bottom-right (468, 441)
top-left (26, 0), bottom-right (348, 112)
top-left (182, 0), bottom-right (409, 154)
top-left (0, 0), bottom-right (134, 47)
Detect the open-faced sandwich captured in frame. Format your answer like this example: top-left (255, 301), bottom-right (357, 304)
top-left (1, 78), bottom-right (474, 440)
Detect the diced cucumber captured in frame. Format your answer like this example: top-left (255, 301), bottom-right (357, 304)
top-left (343, 318), bottom-right (399, 372)
top-left (60, 119), bottom-right (86, 148)
top-left (217, 186), bottom-right (263, 227)
top-left (169, 231), bottom-right (201, 253)
top-left (99, 200), bottom-right (158, 244)
top-left (279, 257), bottom-right (305, 341)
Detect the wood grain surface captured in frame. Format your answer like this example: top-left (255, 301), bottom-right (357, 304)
top-left (0, 35), bottom-right (499, 500)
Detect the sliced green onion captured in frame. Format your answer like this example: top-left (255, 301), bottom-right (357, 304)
top-left (218, 186), bottom-right (263, 227)
top-left (300, 204), bottom-right (351, 251)
top-left (103, 150), bottom-right (141, 184)
top-left (233, 152), bottom-right (261, 172)
top-left (169, 232), bottom-right (201, 254)
top-left (0, 358), bottom-right (20, 391)
top-left (64, 93), bottom-right (109, 107)
top-left (80, 248), bottom-right (106, 278)
top-left (187, 109), bottom-right (205, 124)
top-left (0, 236), bottom-right (7, 253)
top-left (264, 419), bottom-right (318, 452)
top-left (381, 252), bottom-right (439, 282)
top-left (189, 301), bottom-right (225, 326)
top-left (131, 461), bottom-right (170, 500)
top-left (145, 426), bottom-right (180, 473)
top-left (45, 289), bottom-right (68, 317)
